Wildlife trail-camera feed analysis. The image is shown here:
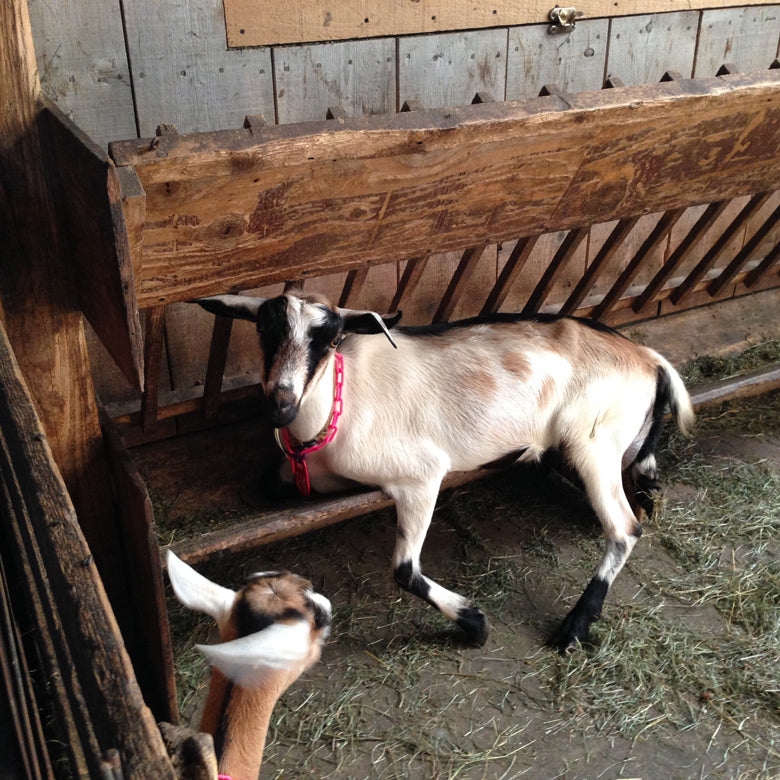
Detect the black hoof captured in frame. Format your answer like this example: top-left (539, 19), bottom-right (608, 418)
top-left (551, 608), bottom-right (595, 655)
top-left (456, 606), bottom-right (490, 647)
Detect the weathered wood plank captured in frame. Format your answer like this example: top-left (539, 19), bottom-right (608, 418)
top-left (695, 6), bottom-right (780, 77)
top-left (506, 19), bottom-right (609, 100)
top-left (391, 257), bottom-right (430, 312)
top-left (45, 102), bottom-right (144, 391)
top-left (275, 38), bottom-right (395, 123)
top-left (27, 0), bottom-right (136, 148)
top-left (109, 72), bottom-right (780, 307)
top-left (222, 0), bottom-right (780, 48)
top-left (399, 29), bottom-right (508, 108)
top-left (606, 11), bottom-right (699, 84)
top-left (202, 316), bottom-right (234, 419)
top-left (121, 0), bottom-right (274, 136)
top-left (708, 201), bottom-right (780, 295)
top-left (100, 409), bottom-right (178, 724)
top-left (523, 228), bottom-right (588, 313)
top-left (140, 307), bottom-right (166, 432)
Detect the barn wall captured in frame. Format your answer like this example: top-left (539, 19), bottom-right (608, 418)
top-left (26, 3), bottom-right (780, 411)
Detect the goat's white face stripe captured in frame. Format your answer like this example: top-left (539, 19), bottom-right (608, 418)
top-left (263, 298), bottom-right (330, 403)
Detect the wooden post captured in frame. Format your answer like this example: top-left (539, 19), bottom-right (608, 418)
top-left (0, 0), bottom-right (175, 733)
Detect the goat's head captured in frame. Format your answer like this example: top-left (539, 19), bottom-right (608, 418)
top-left (166, 550), bottom-right (331, 685)
top-left (166, 551), bottom-right (331, 778)
top-left (194, 293), bottom-right (400, 427)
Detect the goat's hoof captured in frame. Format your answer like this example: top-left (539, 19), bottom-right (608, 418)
top-left (551, 616), bottom-right (589, 656)
top-left (456, 606), bottom-right (490, 646)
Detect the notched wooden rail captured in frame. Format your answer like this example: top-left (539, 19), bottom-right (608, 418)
top-left (108, 69), bottom-right (780, 307)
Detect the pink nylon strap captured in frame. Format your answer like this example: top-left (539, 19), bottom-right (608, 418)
top-left (277, 352), bottom-right (344, 496)
top-left (217, 775), bottom-right (232, 780)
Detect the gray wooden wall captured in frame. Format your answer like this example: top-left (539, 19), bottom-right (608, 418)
top-left (27, 2), bottom-right (780, 412)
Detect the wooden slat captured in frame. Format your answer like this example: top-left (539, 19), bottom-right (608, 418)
top-left (670, 191), bottom-right (773, 304)
top-left (45, 103), bottom-right (144, 391)
top-left (632, 201), bottom-right (729, 313)
top-left (390, 257), bottom-right (430, 312)
top-left (561, 217), bottom-right (639, 315)
top-left (222, 0), bottom-right (780, 48)
top-left (481, 235), bottom-right (540, 315)
top-left (140, 307), bottom-right (166, 433)
top-left (433, 244), bottom-right (488, 323)
top-left (744, 240), bottom-right (780, 288)
top-left (339, 268), bottom-right (370, 308)
top-left (591, 209), bottom-right (684, 320)
top-left (707, 202), bottom-right (780, 295)
top-left (523, 228), bottom-right (588, 313)
top-left (100, 410), bottom-right (178, 724)
top-left (115, 165), bottom-right (146, 284)
top-left (109, 71), bottom-right (780, 308)
top-left (202, 316), bottom-right (234, 419)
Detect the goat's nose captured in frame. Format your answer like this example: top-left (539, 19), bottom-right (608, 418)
top-left (270, 388), bottom-right (298, 427)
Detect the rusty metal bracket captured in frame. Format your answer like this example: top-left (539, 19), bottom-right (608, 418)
top-left (549, 6), bottom-right (584, 33)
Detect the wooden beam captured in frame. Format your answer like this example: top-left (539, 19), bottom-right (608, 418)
top-left (44, 103), bottom-right (144, 391)
top-left (202, 315), bottom-right (234, 419)
top-left (140, 307), bottom-right (166, 433)
top-left (390, 256), bottom-right (429, 312)
top-left (109, 71), bottom-right (780, 307)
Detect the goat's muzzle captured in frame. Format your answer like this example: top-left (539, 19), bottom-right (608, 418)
top-left (267, 388), bottom-right (299, 428)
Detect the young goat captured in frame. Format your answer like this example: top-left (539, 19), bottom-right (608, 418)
top-left (195, 292), bottom-right (694, 652)
top-left (166, 550), bottom-right (331, 780)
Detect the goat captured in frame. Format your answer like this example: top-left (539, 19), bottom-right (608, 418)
top-left (194, 292), bottom-right (694, 652)
top-left (166, 550), bottom-right (331, 780)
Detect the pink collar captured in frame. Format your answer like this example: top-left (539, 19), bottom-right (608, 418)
top-left (218, 776), bottom-right (232, 780)
top-left (274, 352), bottom-right (344, 496)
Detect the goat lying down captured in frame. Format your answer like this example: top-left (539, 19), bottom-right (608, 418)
top-left (196, 292), bottom-right (693, 652)
top-left (167, 551), bottom-right (331, 780)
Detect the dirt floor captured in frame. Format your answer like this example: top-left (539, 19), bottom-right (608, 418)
top-left (154, 390), bottom-right (780, 780)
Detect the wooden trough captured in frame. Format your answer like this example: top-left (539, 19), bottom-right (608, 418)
top-left (3, 0), bottom-right (780, 774)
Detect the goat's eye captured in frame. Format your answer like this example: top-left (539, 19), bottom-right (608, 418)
top-left (331, 337), bottom-right (340, 348)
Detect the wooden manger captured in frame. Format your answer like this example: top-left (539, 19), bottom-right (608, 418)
top-left (4, 0), bottom-right (780, 773)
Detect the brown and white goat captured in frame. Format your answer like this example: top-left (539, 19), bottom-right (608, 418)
top-left (195, 292), bottom-right (694, 652)
top-left (166, 550), bottom-right (331, 780)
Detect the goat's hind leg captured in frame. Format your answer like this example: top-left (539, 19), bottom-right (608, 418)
top-left (389, 482), bottom-right (490, 646)
top-left (554, 460), bottom-right (642, 654)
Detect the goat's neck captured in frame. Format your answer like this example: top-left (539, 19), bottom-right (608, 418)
top-left (202, 668), bottom-right (294, 780)
top-left (288, 352), bottom-right (336, 443)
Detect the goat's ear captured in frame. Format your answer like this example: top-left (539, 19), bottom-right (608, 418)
top-left (192, 294), bottom-right (266, 322)
top-left (166, 550), bottom-right (236, 626)
top-left (337, 309), bottom-right (402, 348)
top-left (196, 619), bottom-right (315, 687)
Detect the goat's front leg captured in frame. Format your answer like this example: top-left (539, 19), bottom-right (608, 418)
top-left (387, 480), bottom-right (490, 646)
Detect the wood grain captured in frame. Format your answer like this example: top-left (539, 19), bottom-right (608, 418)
top-left (109, 72), bottom-right (780, 307)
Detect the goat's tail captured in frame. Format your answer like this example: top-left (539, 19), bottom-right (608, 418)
top-left (656, 356), bottom-right (695, 436)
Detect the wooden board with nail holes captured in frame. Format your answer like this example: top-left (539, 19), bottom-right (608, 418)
top-left (221, 0), bottom-right (780, 48)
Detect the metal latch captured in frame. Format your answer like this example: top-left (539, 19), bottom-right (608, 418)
top-left (549, 6), bottom-right (584, 33)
